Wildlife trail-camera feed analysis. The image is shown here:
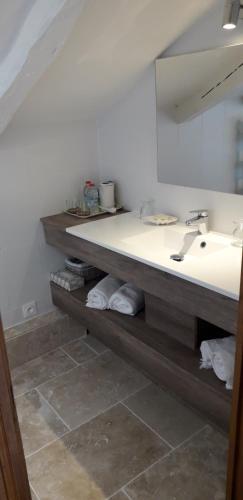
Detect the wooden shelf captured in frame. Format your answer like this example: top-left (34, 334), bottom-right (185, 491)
top-left (51, 281), bottom-right (232, 431)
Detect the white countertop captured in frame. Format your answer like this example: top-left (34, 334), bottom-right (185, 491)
top-left (66, 212), bottom-right (242, 300)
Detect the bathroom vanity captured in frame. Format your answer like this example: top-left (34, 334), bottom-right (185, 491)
top-left (41, 211), bottom-right (241, 430)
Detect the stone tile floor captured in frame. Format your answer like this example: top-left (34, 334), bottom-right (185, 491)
top-left (12, 331), bottom-right (228, 500)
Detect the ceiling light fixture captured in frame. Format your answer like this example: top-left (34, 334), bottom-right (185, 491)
top-left (222, 0), bottom-right (241, 29)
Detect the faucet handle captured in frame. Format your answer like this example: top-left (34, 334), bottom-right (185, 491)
top-left (189, 209), bottom-right (208, 218)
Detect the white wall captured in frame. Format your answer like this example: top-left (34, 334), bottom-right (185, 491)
top-left (97, 3), bottom-right (243, 235)
top-left (0, 120), bottom-right (98, 328)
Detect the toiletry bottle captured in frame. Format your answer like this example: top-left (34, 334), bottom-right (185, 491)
top-left (84, 180), bottom-right (99, 213)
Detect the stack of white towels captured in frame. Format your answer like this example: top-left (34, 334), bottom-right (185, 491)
top-left (86, 275), bottom-right (144, 316)
top-left (200, 336), bottom-right (236, 390)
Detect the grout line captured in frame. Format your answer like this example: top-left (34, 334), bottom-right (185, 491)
top-left (14, 363), bottom-right (79, 400)
top-left (82, 332), bottom-right (111, 355)
top-left (15, 349), bottom-right (108, 400)
top-left (120, 381), bottom-right (152, 401)
top-left (25, 430), bottom-right (70, 460)
top-left (59, 333), bottom-right (87, 350)
top-left (82, 338), bottom-right (104, 355)
top-left (11, 340), bottom-right (84, 377)
top-left (11, 346), bottom-right (69, 372)
top-left (29, 482), bottom-right (41, 500)
top-left (6, 313), bottom-right (68, 344)
top-left (168, 423), bottom-right (209, 453)
top-left (114, 425), bottom-right (209, 497)
top-left (121, 489), bottom-right (133, 500)
top-left (54, 383), bottom-right (152, 436)
top-left (59, 346), bottom-right (80, 366)
top-left (25, 401), bottom-right (125, 460)
top-left (69, 382), bottom-right (151, 433)
top-left (35, 388), bottom-right (71, 431)
top-left (106, 488), bottom-right (132, 500)
top-left (121, 401), bottom-right (174, 450)
top-left (68, 401), bottom-right (122, 433)
top-left (35, 354), bottom-right (102, 392)
top-left (60, 336), bottom-right (105, 359)
top-left (168, 424), bottom-right (210, 454)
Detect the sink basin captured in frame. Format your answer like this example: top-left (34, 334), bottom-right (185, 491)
top-left (184, 232), bottom-right (229, 258)
top-left (122, 226), bottom-right (230, 260)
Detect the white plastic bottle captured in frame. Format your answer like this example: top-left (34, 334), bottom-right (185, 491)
top-left (83, 180), bottom-right (99, 213)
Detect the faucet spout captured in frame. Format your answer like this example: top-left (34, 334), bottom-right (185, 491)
top-left (186, 210), bottom-right (208, 235)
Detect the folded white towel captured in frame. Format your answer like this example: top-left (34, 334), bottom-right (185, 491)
top-left (86, 275), bottom-right (123, 310)
top-left (109, 282), bottom-right (144, 316)
top-left (200, 336), bottom-right (236, 390)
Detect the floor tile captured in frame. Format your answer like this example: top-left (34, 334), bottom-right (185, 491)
top-left (124, 384), bottom-right (205, 447)
top-left (27, 404), bottom-right (169, 500)
top-left (7, 316), bottom-right (84, 369)
top-left (16, 389), bottom-right (68, 456)
top-left (12, 348), bottom-right (76, 397)
top-left (38, 351), bottom-right (149, 429)
top-left (61, 338), bottom-right (96, 364)
top-left (125, 426), bottom-right (228, 500)
top-left (83, 334), bottom-right (109, 354)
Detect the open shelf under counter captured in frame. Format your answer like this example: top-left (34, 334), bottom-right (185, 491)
top-left (50, 281), bottom-right (232, 431)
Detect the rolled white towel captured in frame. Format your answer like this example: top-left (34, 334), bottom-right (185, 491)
top-left (200, 336), bottom-right (236, 390)
top-left (200, 339), bottom-right (219, 369)
top-left (86, 275), bottom-right (123, 310)
top-left (109, 282), bottom-right (144, 316)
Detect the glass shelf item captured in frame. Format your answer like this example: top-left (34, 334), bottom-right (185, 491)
top-left (139, 199), bottom-right (155, 220)
top-left (232, 219), bottom-right (243, 247)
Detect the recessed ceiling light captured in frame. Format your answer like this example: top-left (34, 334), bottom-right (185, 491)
top-left (222, 0), bottom-right (241, 30)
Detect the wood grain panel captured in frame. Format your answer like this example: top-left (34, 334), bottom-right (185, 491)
top-left (145, 292), bottom-right (197, 349)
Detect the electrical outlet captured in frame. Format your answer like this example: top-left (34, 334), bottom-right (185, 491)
top-left (22, 301), bottom-right (37, 319)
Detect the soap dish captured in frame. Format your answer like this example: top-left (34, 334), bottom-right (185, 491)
top-left (143, 214), bottom-right (178, 225)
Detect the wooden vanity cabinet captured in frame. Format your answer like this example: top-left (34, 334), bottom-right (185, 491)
top-left (41, 212), bottom-right (238, 430)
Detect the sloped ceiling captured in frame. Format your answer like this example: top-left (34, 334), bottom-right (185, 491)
top-left (0, 0), bottom-right (86, 135)
top-left (3, 0), bottom-right (217, 131)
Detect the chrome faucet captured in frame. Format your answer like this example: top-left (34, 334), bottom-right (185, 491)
top-left (186, 209), bottom-right (208, 235)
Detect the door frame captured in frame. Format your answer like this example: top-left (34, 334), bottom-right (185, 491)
top-left (227, 255), bottom-right (243, 499)
top-left (0, 316), bottom-right (31, 499)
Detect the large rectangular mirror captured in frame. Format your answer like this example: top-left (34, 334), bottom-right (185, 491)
top-left (156, 44), bottom-right (243, 194)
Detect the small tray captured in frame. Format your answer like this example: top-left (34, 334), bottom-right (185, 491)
top-left (64, 205), bottom-right (122, 219)
top-left (143, 214), bottom-right (178, 225)
top-left (64, 208), bottom-right (106, 219)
